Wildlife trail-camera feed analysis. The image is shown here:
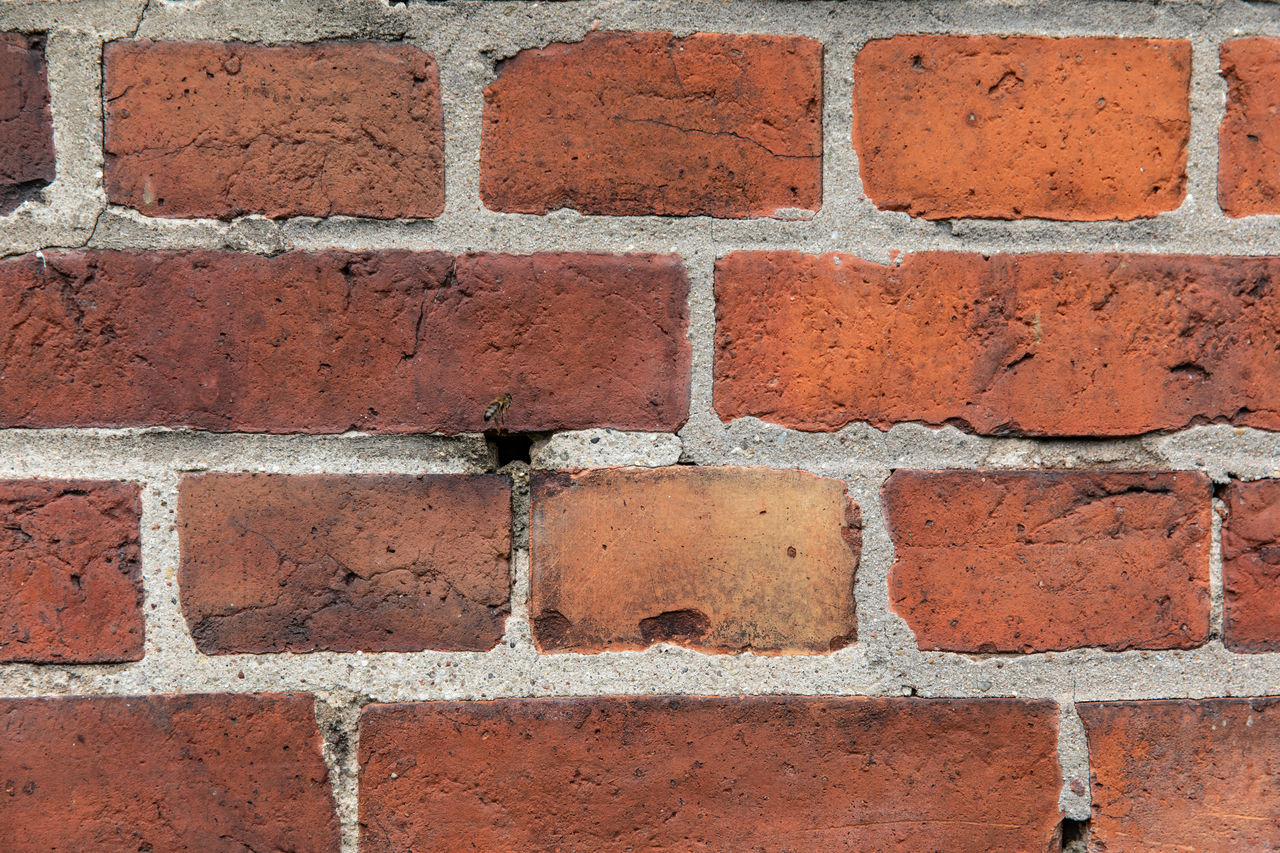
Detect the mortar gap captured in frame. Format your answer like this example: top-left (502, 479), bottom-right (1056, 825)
top-left (487, 432), bottom-right (535, 468)
top-left (1059, 817), bottom-right (1089, 853)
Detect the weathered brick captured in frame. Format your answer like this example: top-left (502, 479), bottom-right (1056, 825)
top-left (0, 693), bottom-right (339, 851)
top-left (853, 35), bottom-right (1189, 220)
top-left (359, 696), bottom-right (1061, 852)
top-left (715, 251), bottom-right (1280, 436)
top-left (885, 470), bottom-right (1211, 653)
top-left (1221, 479), bottom-right (1280, 652)
top-left (0, 480), bottom-right (142, 663)
top-left (104, 40), bottom-right (444, 219)
top-left (0, 250), bottom-right (690, 433)
top-left (481, 31), bottom-right (822, 217)
top-left (1080, 698), bottom-right (1280, 851)
top-left (179, 473), bottom-right (510, 654)
top-left (0, 33), bottom-right (54, 213)
top-left (1219, 39), bottom-right (1280, 217)
top-left (529, 467), bottom-right (860, 653)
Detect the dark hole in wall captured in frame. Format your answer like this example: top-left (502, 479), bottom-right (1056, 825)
top-left (1059, 817), bottom-right (1089, 853)
top-left (487, 433), bottom-right (533, 467)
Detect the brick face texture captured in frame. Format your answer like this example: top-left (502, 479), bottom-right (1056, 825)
top-left (358, 696), bottom-right (1062, 852)
top-left (1219, 39), bottom-right (1280, 217)
top-left (0, 480), bottom-right (143, 663)
top-left (0, 250), bottom-right (690, 433)
top-left (0, 33), bottom-right (53, 213)
top-left (179, 473), bottom-right (511, 654)
top-left (104, 40), bottom-right (444, 219)
top-left (1221, 479), bottom-right (1280, 652)
top-left (885, 471), bottom-right (1211, 652)
top-left (0, 693), bottom-right (339, 851)
top-left (715, 251), bottom-right (1280, 435)
top-left (1081, 698), bottom-right (1280, 851)
top-left (853, 35), bottom-right (1190, 220)
top-left (481, 31), bottom-right (823, 217)
top-left (529, 467), bottom-right (860, 653)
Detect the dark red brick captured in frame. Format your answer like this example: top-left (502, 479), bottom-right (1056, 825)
top-left (0, 693), bottom-right (339, 851)
top-left (359, 696), bottom-right (1062, 852)
top-left (0, 250), bottom-right (690, 433)
top-left (0, 33), bottom-right (54, 213)
top-left (482, 31), bottom-right (822, 217)
top-left (1219, 39), bottom-right (1280, 217)
top-left (715, 251), bottom-right (1280, 436)
top-left (104, 40), bottom-right (444, 219)
top-left (885, 470), bottom-right (1211, 653)
top-left (1221, 479), bottom-right (1280, 652)
top-left (179, 473), bottom-right (511, 653)
top-left (0, 480), bottom-right (142, 663)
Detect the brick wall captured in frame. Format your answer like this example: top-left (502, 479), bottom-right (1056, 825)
top-left (3, 1), bottom-right (1280, 850)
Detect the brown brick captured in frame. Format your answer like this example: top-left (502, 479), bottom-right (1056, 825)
top-left (529, 467), bottom-right (859, 654)
top-left (0, 250), bottom-right (690, 433)
top-left (104, 40), bottom-right (443, 219)
top-left (885, 470), bottom-right (1211, 653)
top-left (0, 33), bottom-right (54, 213)
top-left (0, 480), bottom-right (142, 663)
top-left (359, 696), bottom-right (1061, 852)
top-left (179, 473), bottom-right (510, 654)
top-left (0, 693), bottom-right (339, 851)
top-left (1219, 39), bottom-right (1280, 217)
top-left (1080, 698), bottom-right (1280, 851)
top-left (481, 31), bottom-right (822, 217)
top-left (714, 251), bottom-right (1280, 436)
top-left (853, 35), bottom-right (1189, 220)
top-left (1222, 479), bottom-right (1280, 652)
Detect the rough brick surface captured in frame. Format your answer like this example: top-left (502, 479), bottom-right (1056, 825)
top-left (885, 470), bottom-right (1211, 653)
top-left (529, 467), bottom-right (860, 653)
top-left (481, 31), bottom-right (822, 217)
top-left (853, 35), bottom-right (1189, 220)
top-left (0, 480), bottom-right (142, 663)
top-left (179, 473), bottom-right (511, 654)
top-left (1221, 479), bottom-right (1280, 652)
top-left (359, 696), bottom-right (1061, 852)
top-left (0, 250), bottom-right (690, 433)
top-left (0, 33), bottom-right (53, 213)
top-left (1219, 39), bottom-right (1280, 217)
top-left (0, 693), bottom-right (339, 851)
top-left (104, 40), bottom-right (444, 219)
top-left (715, 251), bottom-right (1280, 436)
top-left (1081, 698), bottom-right (1280, 851)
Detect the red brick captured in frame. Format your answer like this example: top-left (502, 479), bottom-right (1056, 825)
top-left (885, 470), bottom-right (1211, 653)
top-left (481, 31), bottom-right (822, 217)
top-left (179, 473), bottom-right (511, 653)
top-left (853, 35), bottom-right (1189, 220)
top-left (0, 480), bottom-right (142, 663)
top-left (529, 467), bottom-right (860, 653)
top-left (1080, 698), bottom-right (1280, 851)
top-left (0, 250), bottom-right (690, 433)
top-left (1221, 479), bottom-right (1280, 652)
top-left (0, 33), bottom-right (54, 213)
top-left (0, 693), bottom-right (339, 851)
top-left (358, 696), bottom-right (1062, 852)
top-left (104, 40), bottom-right (443, 219)
top-left (1219, 39), bottom-right (1280, 217)
top-left (715, 251), bottom-right (1280, 436)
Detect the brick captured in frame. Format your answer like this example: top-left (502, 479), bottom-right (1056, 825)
top-left (359, 696), bottom-right (1061, 852)
top-left (104, 40), bottom-right (443, 219)
top-left (885, 470), bottom-right (1211, 653)
top-left (853, 35), bottom-right (1189, 220)
top-left (179, 473), bottom-right (511, 653)
top-left (0, 250), bottom-right (690, 433)
top-left (0, 480), bottom-right (142, 663)
top-left (1221, 479), bottom-right (1280, 652)
top-left (1219, 39), bottom-right (1280, 217)
top-left (715, 251), bottom-right (1280, 436)
top-left (0, 693), bottom-right (339, 851)
top-left (529, 467), bottom-right (860, 653)
top-left (0, 33), bottom-right (54, 213)
top-left (481, 31), bottom-right (822, 217)
top-left (1080, 698), bottom-right (1280, 851)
